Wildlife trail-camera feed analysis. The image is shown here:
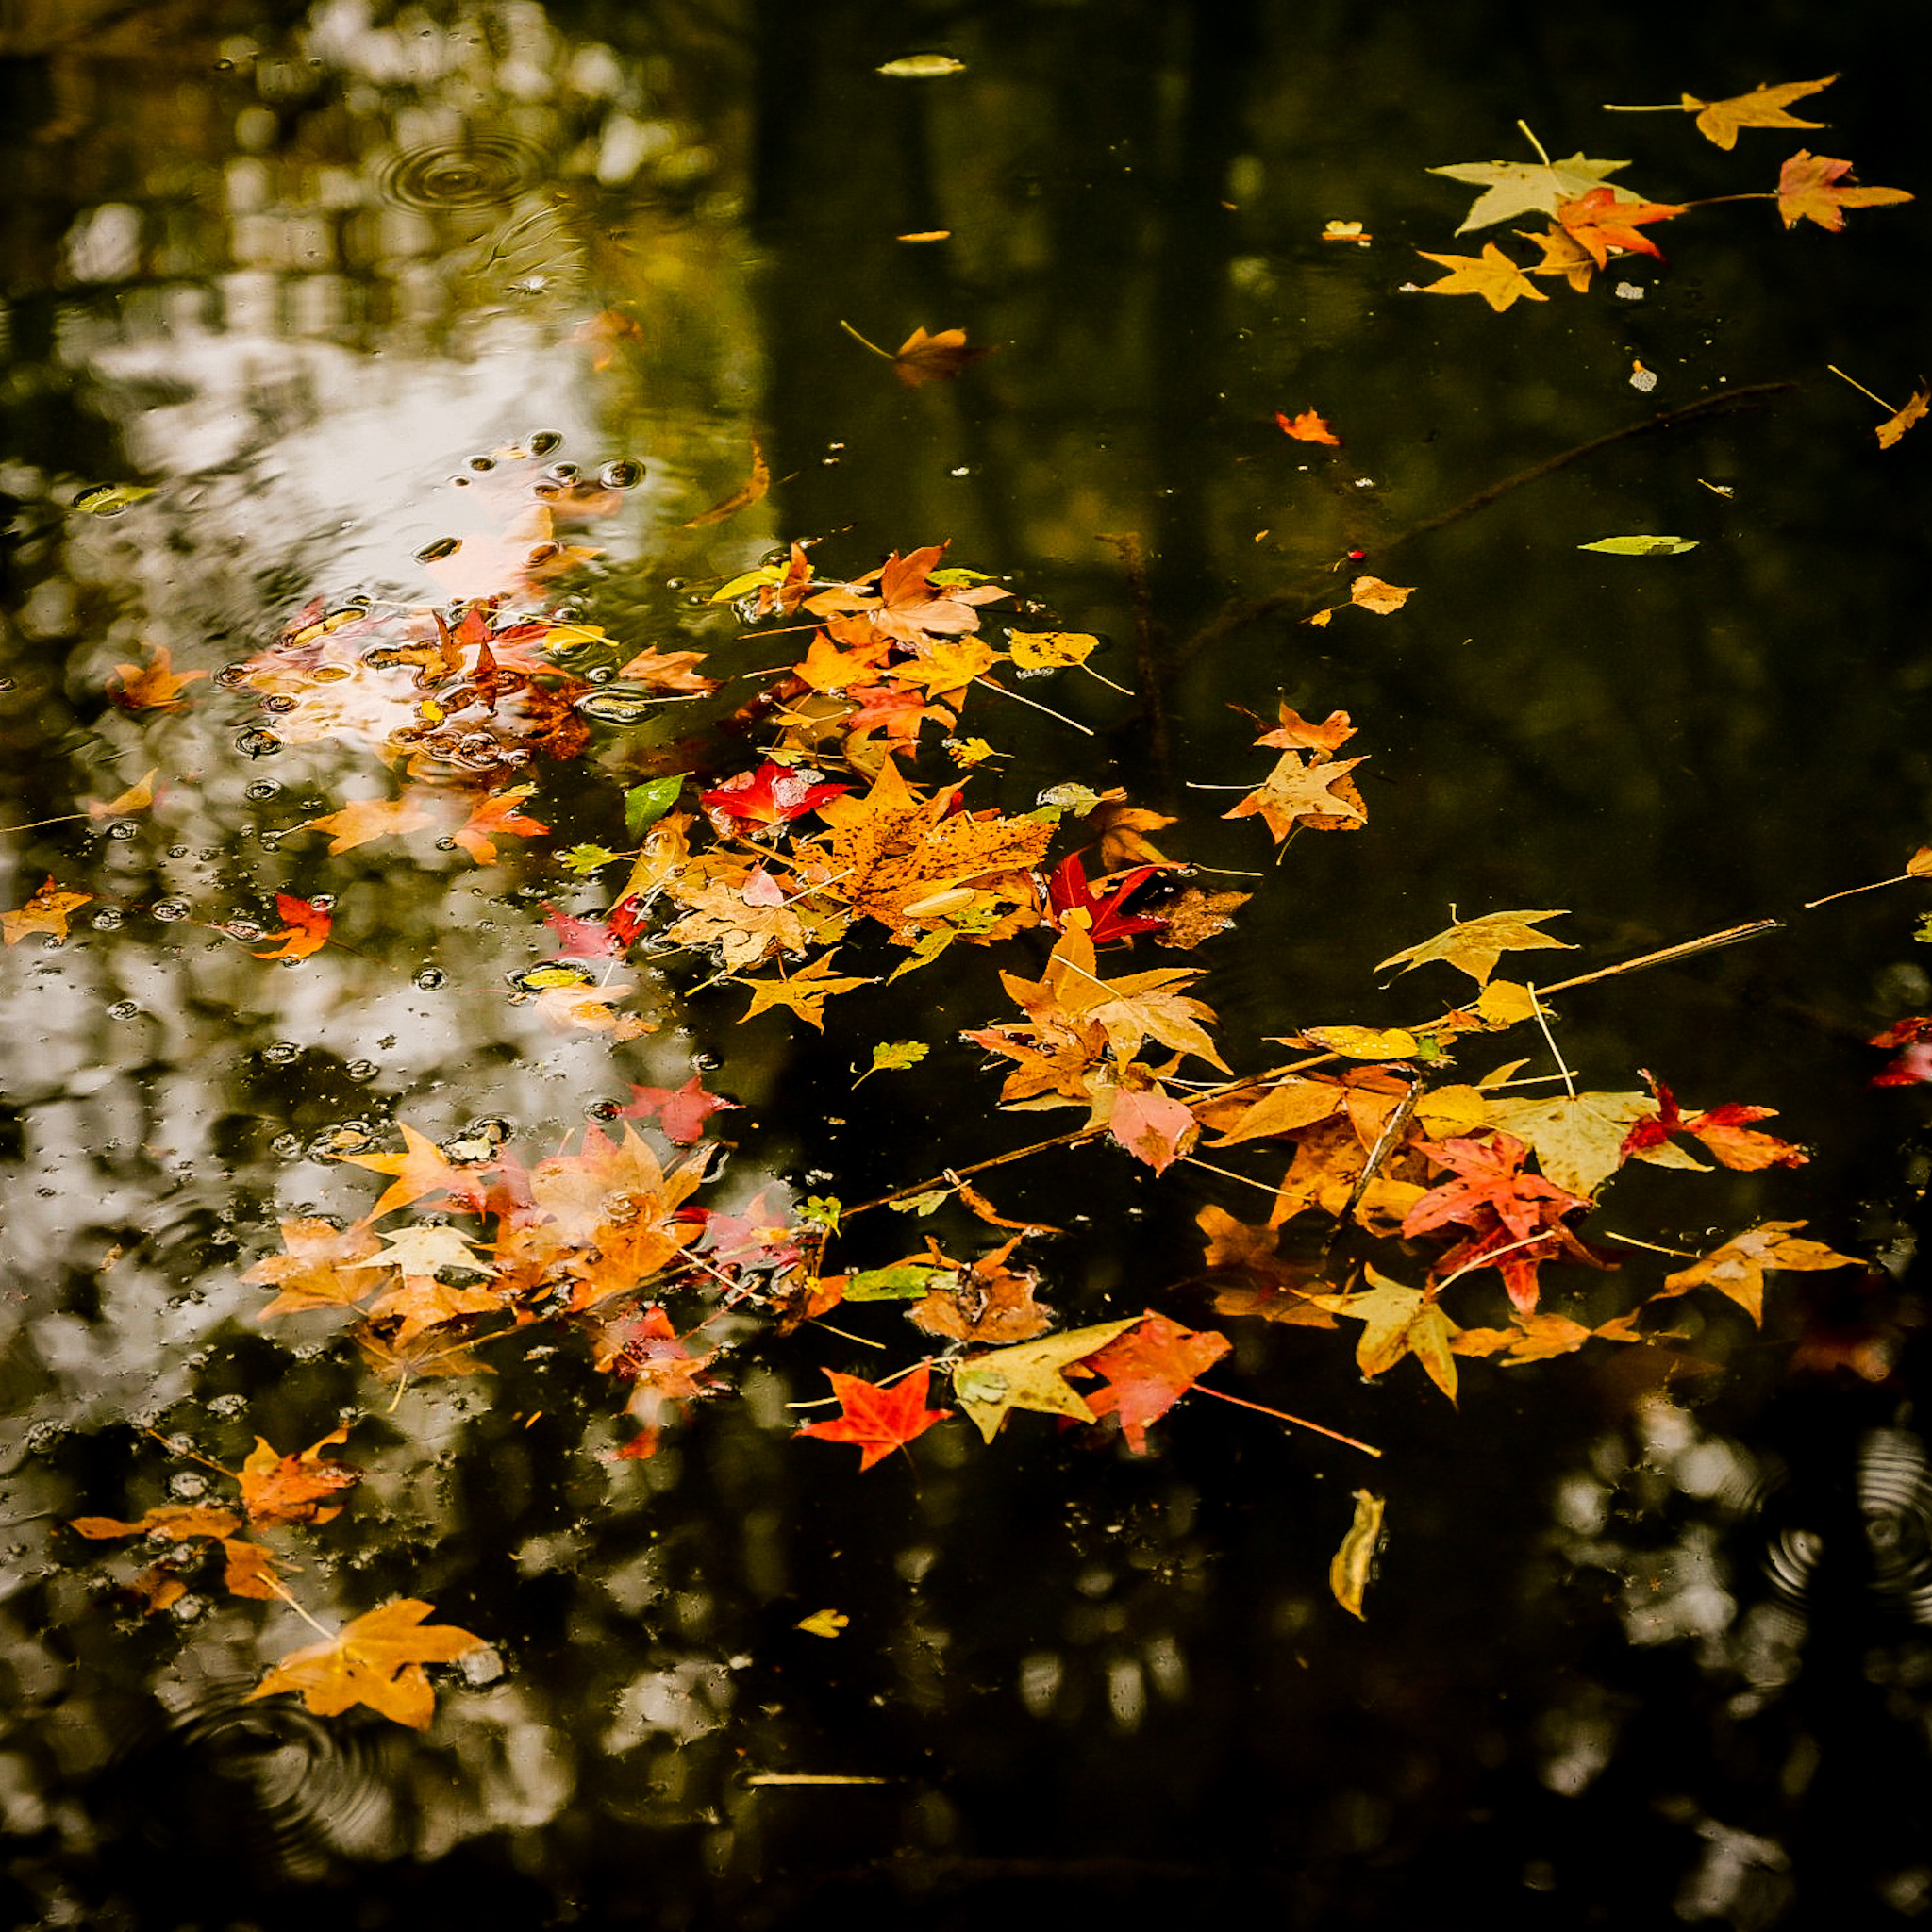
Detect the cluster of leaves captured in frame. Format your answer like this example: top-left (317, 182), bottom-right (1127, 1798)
top-left (1411, 75), bottom-right (1919, 432)
top-left (43, 76), bottom-right (1921, 1715)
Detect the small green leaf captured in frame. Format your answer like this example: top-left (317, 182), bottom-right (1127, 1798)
top-left (709, 565), bottom-right (783, 605)
top-left (853, 1041), bottom-right (929, 1087)
top-left (798, 1194), bottom-right (843, 1234)
top-left (625, 776), bottom-right (685, 840)
top-left (1577, 535), bottom-right (1699, 555)
top-left (74, 483), bottom-right (158, 516)
top-left (876, 53), bottom-right (966, 77)
top-left (1915, 912), bottom-right (1932, 944)
top-left (846, 1263), bottom-right (946, 1301)
top-left (887, 1190), bottom-right (953, 1215)
top-left (559, 843), bottom-right (623, 874)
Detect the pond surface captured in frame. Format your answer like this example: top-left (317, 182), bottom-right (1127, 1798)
top-left (4, 1), bottom-right (1930, 1925)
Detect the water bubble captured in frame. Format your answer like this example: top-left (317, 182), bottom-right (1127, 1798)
top-left (413, 967), bottom-right (446, 990)
top-left (588, 1098), bottom-right (621, 1120)
top-left (0, 675), bottom-right (17, 692)
top-left (693, 1051), bottom-right (722, 1072)
top-left (92, 908), bottom-right (124, 930)
top-left (260, 693), bottom-right (298, 714)
top-left (269, 1132), bottom-right (303, 1158)
top-left (415, 536), bottom-right (462, 564)
top-left (467, 455), bottom-right (497, 473)
top-left (152, 897), bottom-right (191, 922)
top-left (261, 1041), bottom-right (301, 1065)
top-left (108, 999), bottom-right (140, 1020)
top-left (224, 920), bottom-right (264, 942)
top-left (308, 1124), bottom-right (376, 1159)
top-left (346, 1059), bottom-right (379, 1082)
top-left (215, 663), bottom-right (253, 688)
top-left (434, 836), bottom-right (458, 852)
top-left (236, 728), bottom-right (283, 758)
top-left (576, 690), bottom-right (657, 725)
top-left (545, 462), bottom-right (580, 483)
top-left (600, 459), bottom-right (644, 489)
top-left (245, 780), bottom-right (280, 800)
top-left (106, 820), bottom-right (139, 841)
top-left (529, 430), bottom-right (562, 457)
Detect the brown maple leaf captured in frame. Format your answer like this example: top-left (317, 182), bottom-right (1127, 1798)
top-left (1223, 753), bottom-right (1369, 843)
top-left (908, 1237), bottom-right (1057, 1344)
top-left (1655, 1220), bottom-right (1861, 1324)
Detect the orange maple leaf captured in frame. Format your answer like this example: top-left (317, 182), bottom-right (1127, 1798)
top-left (452, 782), bottom-right (547, 865)
top-left (2, 876), bottom-right (92, 946)
top-left (891, 325), bottom-right (994, 388)
top-left (298, 795), bottom-right (438, 855)
top-left (238, 1425), bottom-right (359, 1526)
top-left (1276, 408), bottom-right (1342, 445)
top-left (248, 1597), bottom-right (487, 1728)
top-left (245, 1217), bottom-right (390, 1318)
top-left (252, 891), bottom-right (332, 960)
top-left (110, 643), bottom-right (208, 709)
top-left (338, 1123), bottom-right (497, 1218)
top-left (797, 1364), bottom-right (952, 1470)
top-left (1556, 187), bottom-right (1685, 266)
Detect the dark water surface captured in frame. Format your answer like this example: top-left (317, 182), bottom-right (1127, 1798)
top-left (3, 1), bottom-right (1929, 1925)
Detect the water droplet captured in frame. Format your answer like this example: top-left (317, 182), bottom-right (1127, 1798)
top-left (224, 921), bottom-right (264, 942)
top-left (215, 663), bottom-right (252, 688)
top-left (693, 1051), bottom-right (722, 1072)
top-left (529, 430), bottom-right (563, 457)
top-left (434, 836), bottom-right (458, 851)
top-left (346, 1059), bottom-right (379, 1082)
top-left (106, 820), bottom-right (139, 841)
top-left (600, 459), bottom-right (644, 489)
top-left (467, 455), bottom-right (496, 473)
top-left (167, 845), bottom-right (188, 858)
top-left (415, 536), bottom-right (462, 564)
top-left (108, 999), bottom-right (139, 1020)
top-left (261, 1041), bottom-right (301, 1065)
top-left (152, 898), bottom-right (191, 923)
top-left (269, 1132), bottom-right (303, 1158)
top-left (92, 908), bottom-right (124, 930)
top-left (588, 1098), bottom-right (620, 1120)
top-left (413, 967), bottom-right (446, 990)
top-left (0, 675), bottom-right (16, 692)
top-left (545, 462), bottom-right (580, 483)
top-left (236, 728), bottom-right (283, 758)
top-left (245, 780), bottom-right (280, 800)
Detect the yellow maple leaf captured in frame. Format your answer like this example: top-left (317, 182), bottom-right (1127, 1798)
top-left (738, 953), bottom-right (873, 1029)
top-left (2, 876), bottom-right (93, 946)
top-left (298, 795), bottom-right (438, 855)
top-left (1375, 908), bottom-right (1573, 987)
top-left (109, 643), bottom-right (208, 709)
top-left (1414, 242), bottom-right (1549, 311)
top-left (248, 1597), bottom-right (486, 1729)
top-left (1677, 75), bottom-right (1837, 151)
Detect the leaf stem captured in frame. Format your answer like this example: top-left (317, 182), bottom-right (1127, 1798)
top-left (837, 319), bottom-right (893, 360)
top-left (971, 675), bottom-right (1095, 736)
top-left (1826, 363), bottom-right (1897, 412)
top-left (1193, 1383), bottom-right (1381, 1457)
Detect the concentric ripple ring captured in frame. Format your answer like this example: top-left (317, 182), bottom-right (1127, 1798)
top-left (377, 137), bottom-right (545, 210)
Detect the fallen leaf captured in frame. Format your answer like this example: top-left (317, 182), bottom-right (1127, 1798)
top-left (1428, 151), bottom-right (1638, 232)
top-left (2, 876), bottom-right (92, 946)
top-left (1775, 149), bottom-right (1912, 232)
top-left (1080, 1312), bottom-right (1230, 1452)
top-left (1329, 1488), bottom-right (1385, 1619)
top-left (252, 891), bottom-right (332, 960)
top-left (1666, 75), bottom-right (1838, 150)
top-left (737, 953), bottom-right (874, 1029)
top-left (88, 768), bottom-right (160, 820)
top-left (1375, 908), bottom-right (1572, 987)
top-left (1656, 1220), bottom-right (1862, 1324)
top-left (1223, 753), bottom-right (1369, 843)
top-left (1414, 242), bottom-right (1549, 311)
top-left (796, 1364), bottom-right (951, 1470)
top-left (238, 1425), bottom-right (359, 1526)
top-left (891, 325), bottom-right (994, 388)
top-left (1276, 408), bottom-right (1342, 445)
top-left (1556, 187), bottom-right (1684, 266)
top-left (876, 53), bottom-right (965, 77)
top-left (248, 1597), bottom-right (487, 1728)
top-left (951, 1317), bottom-right (1141, 1442)
top-left (246, 1217), bottom-right (390, 1318)
top-left (1578, 534), bottom-right (1699, 555)
top-left (109, 643), bottom-right (207, 710)
top-left (1876, 388), bottom-right (1929, 450)
top-left (298, 795), bottom-right (438, 856)
top-left (1312, 1268), bottom-right (1461, 1402)
top-left (1107, 1084), bottom-right (1200, 1173)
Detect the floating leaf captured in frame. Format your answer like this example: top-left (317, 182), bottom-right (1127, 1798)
top-left (1578, 535), bottom-right (1699, 555)
top-left (1329, 1489), bottom-right (1385, 1620)
top-left (876, 53), bottom-right (966, 77)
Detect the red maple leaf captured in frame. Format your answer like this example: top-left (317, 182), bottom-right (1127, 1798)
top-left (542, 902), bottom-right (625, 958)
top-left (698, 760), bottom-right (848, 838)
top-left (797, 1364), bottom-right (951, 1470)
top-left (1046, 852), bottom-right (1168, 945)
top-left (616, 1073), bottom-right (741, 1143)
top-left (252, 892), bottom-right (332, 960)
top-left (1082, 1313), bottom-right (1231, 1453)
top-left (1556, 187), bottom-right (1685, 266)
top-left (594, 1305), bottom-right (723, 1457)
top-left (1870, 1016), bottom-right (1932, 1087)
top-left (1622, 1074), bottom-right (1807, 1171)
top-left (1402, 1131), bottom-right (1595, 1312)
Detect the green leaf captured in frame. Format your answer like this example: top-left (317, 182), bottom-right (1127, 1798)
top-left (1915, 912), bottom-right (1932, 943)
top-left (876, 54), bottom-right (967, 78)
top-left (854, 1041), bottom-right (928, 1086)
top-left (846, 1264), bottom-right (947, 1301)
top-left (625, 777), bottom-right (685, 840)
top-left (1577, 535), bottom-right (1699, 556)
top-left (798, 1195), bottom-right (843, 1235)
top-left (559, 843), bottom-right (623, 874)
